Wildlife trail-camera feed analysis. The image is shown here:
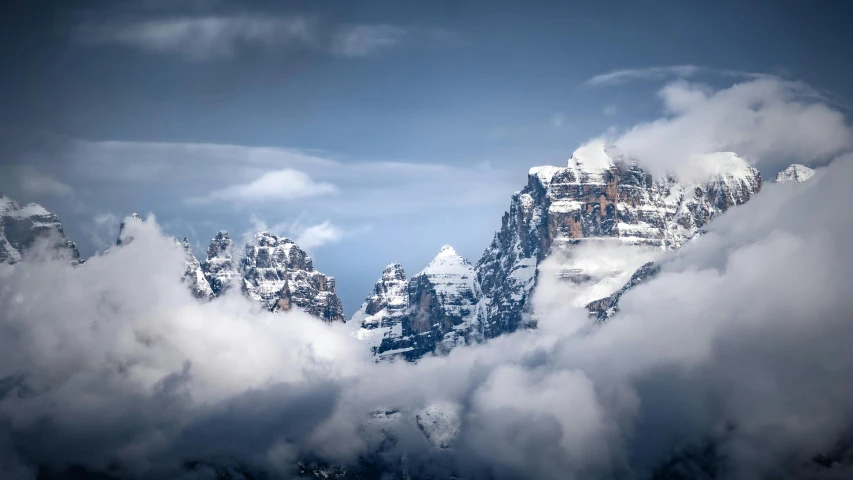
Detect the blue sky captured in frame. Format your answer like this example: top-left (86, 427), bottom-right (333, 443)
top-left (1, 0), bottom-right (852, 314)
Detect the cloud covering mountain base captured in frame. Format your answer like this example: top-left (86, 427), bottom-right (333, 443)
top-left (2, 158), bottom-right (853, 479)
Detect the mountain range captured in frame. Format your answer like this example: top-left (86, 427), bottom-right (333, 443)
top-left (0, 150), bottom-right (815, 363)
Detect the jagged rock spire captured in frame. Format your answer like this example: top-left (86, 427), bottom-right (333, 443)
top-left (201, 231), bottom-right (237, 297)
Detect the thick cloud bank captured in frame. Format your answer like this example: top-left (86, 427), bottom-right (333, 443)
top-left (2, 158), bottom-right (853, 479)
top-left (613, 77), bottom-right (853, 179)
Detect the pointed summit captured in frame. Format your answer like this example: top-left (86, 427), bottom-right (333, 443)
top-left (422, 244), bottom-right (473, 277)
top-left (372, 243), bottom-right (485, 361)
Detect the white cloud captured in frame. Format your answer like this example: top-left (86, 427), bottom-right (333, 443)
top-left (585, 65), bottom-right (762, 87)
top-left (244, 215), bottom-right (351, 251)
top-left (602, 104), bottom-right (618, 116)
top-left (610, 77), bottom-right (853, 175)
top-left (586, 65), bottom-right (702, 86)
top-left (291, 221), bottom-right (344, 250)
top-left (186, 168), bottom-right (338, 205)
top-left (89, 212), bottom-right (120, 252)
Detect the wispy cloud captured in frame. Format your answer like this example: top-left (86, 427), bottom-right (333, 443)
top-left (245, 215), bottom-right (365, 251)
top-left (330, 25), bottom-right (406, 57)
top-left (54, 140), bottom-right (515, 217)
top-left (74, 14), bottom-right (441, 60)
top-left (186, 168), bottom-right (338, 205)
top-left (14, 166), bottom-right (74, 197)
top-left (585, 65), bottom-right (763, 87)
top-left (76, 16), bottom-right (317, 60)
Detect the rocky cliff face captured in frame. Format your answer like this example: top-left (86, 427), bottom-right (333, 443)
top-left (179, 237), bottom-right (215, 300)
top-left (775, 164), bottom-right (815, 183)
top-left (0, 191), bottom-right (80, 265)
top-left (240, 232), bottom-right (344, 322)
top-left (475, 142), bottom-right (762, 336)
top-left (587, 163), bottom-right (813, 323)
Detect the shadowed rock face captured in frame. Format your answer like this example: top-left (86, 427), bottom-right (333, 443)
top-left (0, 191), bottom-right (80, 265)
top-left (240, 232), bottom-right (344, 322)
top-left (475, 144), bottom-right (763, 338)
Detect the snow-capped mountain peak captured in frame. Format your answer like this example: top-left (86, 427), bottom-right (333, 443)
top-left (421, 245), bottom-right (472, 276)
top-left (775, 164), bottom-right (816, 183)
top-left (361, 245), bottom-right (485, 361)
top-left (0, 191), bottom-right (81, 265)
